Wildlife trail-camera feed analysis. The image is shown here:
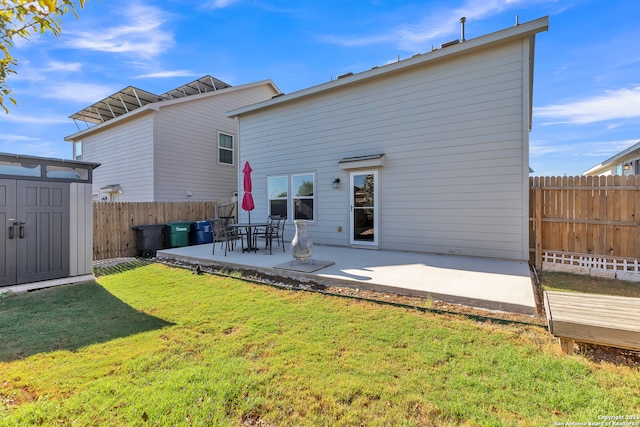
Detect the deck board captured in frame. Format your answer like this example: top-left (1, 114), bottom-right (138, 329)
top-left (544, 291), bottom-right (640, 353)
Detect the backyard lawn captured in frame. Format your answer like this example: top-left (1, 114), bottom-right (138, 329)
top-left (1, 263), bottom-right (639, 426)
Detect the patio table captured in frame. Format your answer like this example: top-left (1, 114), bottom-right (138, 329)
top-left (227, 223), bottom-right (269, 252)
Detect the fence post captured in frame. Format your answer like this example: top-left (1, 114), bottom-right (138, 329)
top-left (535, 186), bottom-right (543, 271)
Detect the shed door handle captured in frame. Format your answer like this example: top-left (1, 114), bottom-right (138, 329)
top-left (19, 225), bottom-right (25, 239)
top-left (8, 226), bottom-right (14, 239)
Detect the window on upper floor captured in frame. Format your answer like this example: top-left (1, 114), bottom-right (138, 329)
top-left (218, 133), bottom-right (234, 165)
top-left (74, 141), bottom-right (83, 161)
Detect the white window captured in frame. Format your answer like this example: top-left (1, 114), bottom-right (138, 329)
top-left (268, 176), bottom-right (288, 218)
top-left (268, 173), bottom-right (315, 221)
top-left (292, 173), bottom-right (314, 220)
top-left (74, 141), bottom-right (83, 161)
top-left (218, 133), bottom-right (234, 165)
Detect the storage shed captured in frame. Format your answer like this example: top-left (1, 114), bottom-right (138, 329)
top-left (0, 153), bottom-right (99, 288)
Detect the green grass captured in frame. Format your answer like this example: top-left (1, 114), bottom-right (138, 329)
top-left (0, 281), bottom-right (172, 362)
top-left (1, 263), bottom-right (639, 426)
top-left (541, 271), bottom-right (640, 298)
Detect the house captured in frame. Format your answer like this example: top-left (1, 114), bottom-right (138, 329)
top-left (583, 141), bottom-right (640, 176)
top-left (228, 17), bottom-right (549, 262)
top-left (0, 153), bottom-right (98, 288)
top-left (65, 76), bottom-right (280, 202)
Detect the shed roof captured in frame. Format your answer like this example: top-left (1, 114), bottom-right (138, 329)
top-left (228, 16), bottom-right (548, 119)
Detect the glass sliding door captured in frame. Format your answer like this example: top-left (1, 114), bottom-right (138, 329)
top-left (350, 170), bottom-right (378, 246)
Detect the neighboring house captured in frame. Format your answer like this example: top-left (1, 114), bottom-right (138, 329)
top-left (229, 17), bottom-right (549, 262)
top-left (583, 141), bottom-right (640, 176)
top-left (65, 76), bottom-right (280, 202)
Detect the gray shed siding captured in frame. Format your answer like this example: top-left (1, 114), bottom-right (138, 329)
top-left (82, 114), bottom-right (155, 201)
top-left (154, 85), bottom-right (278, 201)
top-left (238, 39), bottom-right (533, 260)
top-left (69, 182), bottom-right (93, 276)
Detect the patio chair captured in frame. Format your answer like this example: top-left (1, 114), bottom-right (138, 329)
top-left (219, 215), bottom-right (239, 251)
top-left (273, 218), bottom-right (285, 251)
top-left (211, 218), bottom-right (233, 256)
top-left (254, 216), bottom-right (283, 254)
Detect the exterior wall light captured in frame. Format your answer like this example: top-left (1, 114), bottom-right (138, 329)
top-left (332, 178), bottom-right (341, 189)
top-left (624, 163), bottom-right (631, 171)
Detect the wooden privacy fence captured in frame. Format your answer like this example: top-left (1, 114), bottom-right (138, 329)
top-left (93, 198), bottom-right (237, 260)
top-left (93, 179), bottom-right (640, 271)
top-left (530, 175), bottom-right (640, 273)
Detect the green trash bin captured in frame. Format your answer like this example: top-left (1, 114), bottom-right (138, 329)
top-left (164, 221), bottom-right (191, 248)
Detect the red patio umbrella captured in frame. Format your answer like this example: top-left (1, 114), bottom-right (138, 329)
top-left (241, 161), bottom-right (255, 222)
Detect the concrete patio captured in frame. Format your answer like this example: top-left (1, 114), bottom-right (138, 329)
top-left (156, 241), bottom-right (539, 315)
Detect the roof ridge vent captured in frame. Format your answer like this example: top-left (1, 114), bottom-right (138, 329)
top-left (440, 39), bottom-right (460, 48)
top-left (337, 72), bottom-right (354, 79)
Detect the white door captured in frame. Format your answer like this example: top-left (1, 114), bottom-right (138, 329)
top-left (350, 170), bottom-right (378, 246)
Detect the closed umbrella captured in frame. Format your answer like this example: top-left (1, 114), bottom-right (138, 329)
top-left (241, 161), bottom-right (254, 222)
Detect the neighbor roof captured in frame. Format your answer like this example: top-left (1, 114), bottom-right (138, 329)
top-left (65, 79), bottom-right (280, 142)
top-left (69, 75), bottom-right (231, 126)
top-left (583, 141), bottom-right (640, 176)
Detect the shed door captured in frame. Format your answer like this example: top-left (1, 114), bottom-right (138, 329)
top-left (0, 179), bottom-right (17, 287)
top-left (0, 180), bottom-right (70, 286)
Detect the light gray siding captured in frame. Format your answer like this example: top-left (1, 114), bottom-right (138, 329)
top-left (68, 82), bottom-right (278, 202)
top-left (81, 113), bottom-right (155, 201)
top-left (154, 85), bottom-right (277, 201)
top-left (238, 39), bottom-right (533, 260)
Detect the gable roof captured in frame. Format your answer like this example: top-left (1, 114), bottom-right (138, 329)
top-left (583, 141), bottom-right (640, 175)
top-left (69, 75), bottom-right (232, 127)
top-left (65, 79), bottom-right (280, 141)
top-left (228, 17), bottom-right (548, 120)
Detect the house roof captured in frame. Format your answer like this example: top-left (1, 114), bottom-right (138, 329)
top-left (583, 141), bottom-right (640, 176)
top-left (65, 79), bottom-right (280, 141)
top-left (228, 16), bottom-right (548, 119)
top-left (69, 75), bottom-right (232, 127)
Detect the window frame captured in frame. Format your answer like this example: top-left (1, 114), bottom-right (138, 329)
top-left (267, 172), bottom-right (316, 222)
top-left (74, 141), bottom-right (83, 161)
top-left (291, 173), bottom-right (315, 221)
top-left (218, 132), bottom-right (234, 166)
top-left (268, 175), bottom-right (289, 220)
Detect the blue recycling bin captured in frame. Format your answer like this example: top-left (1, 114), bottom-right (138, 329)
top-left (190, 220), bottom-right (213, 245)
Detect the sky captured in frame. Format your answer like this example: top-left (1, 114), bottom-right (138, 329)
top-left (0, 0), bottom-right (639, 176)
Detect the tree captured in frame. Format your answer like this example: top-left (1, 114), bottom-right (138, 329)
top-left (1, 0), bottom-right (85, 113)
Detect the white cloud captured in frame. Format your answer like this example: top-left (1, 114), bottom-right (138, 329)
top-left (319, 0), bottom-right (558, 51)
top-left (206, 0), bottom-right (242, 8)
top-left (0, 134), bottom-right (40, 142)
top-left (40, 82), bottom-right (115, 103)
top-left (65, 3), bottom-right (174, 59)
top-left (530, 139), bottom-right (639, 158)
top-left (0, 113), bottom-right (68, 125)
top-left (45, 61), bottom-right (83, 72)
top-left (534, 87), bottom-right (640, 125)
top-left (136, 70), bottom-right (196, 78)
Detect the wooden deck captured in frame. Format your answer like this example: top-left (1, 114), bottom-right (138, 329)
top-left (544, 290), bottom-right (640, 354)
